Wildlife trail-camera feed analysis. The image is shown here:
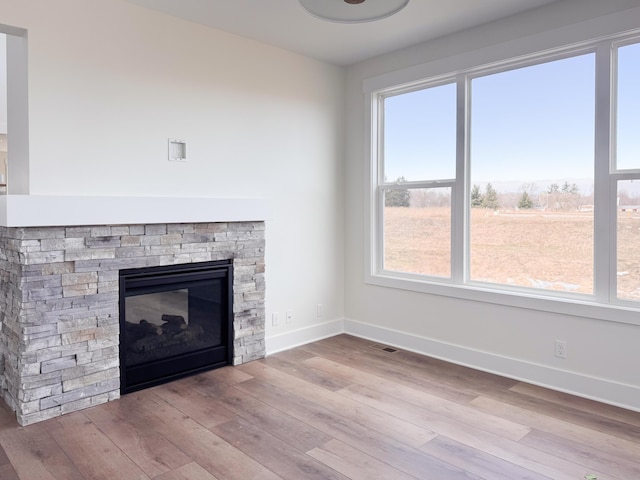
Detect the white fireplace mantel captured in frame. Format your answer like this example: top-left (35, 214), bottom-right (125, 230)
top-left (0, 195), bottom-right (268, 227)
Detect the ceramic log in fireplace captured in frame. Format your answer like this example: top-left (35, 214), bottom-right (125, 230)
top-left (119, 260), bottom-right (233, 393)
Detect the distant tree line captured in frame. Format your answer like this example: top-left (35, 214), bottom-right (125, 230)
top-left (545, 181), bottom-right (582, 210)
top-left (385, 176), bottom-right (453, 208)
top-left (470, 181), bottom-right (585, 211)
top-left (471, 183), bottom-right (500, 210)
top-left (388, 178), bottom-right (585, 211)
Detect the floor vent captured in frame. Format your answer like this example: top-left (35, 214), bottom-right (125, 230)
top-left (370, 344), bottom-right (398, 353)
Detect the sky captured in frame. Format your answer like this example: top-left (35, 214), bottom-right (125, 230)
top-left (617, 42), bottom-right (640, 171)
top-left (383, 43), bottom-right (639, 193)
top-left (384, 82), bottom-right (457, 181)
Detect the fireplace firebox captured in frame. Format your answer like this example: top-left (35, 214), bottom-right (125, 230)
top-left (119, 260), bottom-right (233, 393)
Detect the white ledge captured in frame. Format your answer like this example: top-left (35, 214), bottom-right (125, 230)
top-left (0, 195), bottom-right (268, 227)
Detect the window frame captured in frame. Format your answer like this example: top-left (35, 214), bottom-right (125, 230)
top-left (365, 31), bottom-right (640, 327)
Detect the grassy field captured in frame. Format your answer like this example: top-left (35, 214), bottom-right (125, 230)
top-left (384, 206), bottom-right (640, 300)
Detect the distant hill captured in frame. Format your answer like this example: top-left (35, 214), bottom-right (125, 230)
top-left (472, 179), bottom-right (592, 195)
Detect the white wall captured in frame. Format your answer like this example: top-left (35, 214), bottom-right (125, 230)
top-left (345, 0), bottom-right (640, 411)
top-left (0, 0), bottom-right (345, 348)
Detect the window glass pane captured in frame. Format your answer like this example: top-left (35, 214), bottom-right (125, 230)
top-left (617, 42), bottom-right (640, 171)
top-left (617, 180), bottom-right (640, 301)
top-left (383, 83), bottom-right (456, 182)
top-left (469, 54), bottom-right (595, 294)
top-left (383, 187), bottom-right (451, 278)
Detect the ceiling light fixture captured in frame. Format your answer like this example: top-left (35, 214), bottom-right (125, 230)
top-left (299, 0), bottom-right (409, 24)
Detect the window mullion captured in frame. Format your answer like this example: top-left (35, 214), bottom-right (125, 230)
top-left (593, 42), bottom-right (614, 303)
top-left (452, 74), bottom-right (468, 284)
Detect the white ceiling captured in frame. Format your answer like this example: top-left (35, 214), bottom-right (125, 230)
top-left (125, 0), bottom-right (560, 66)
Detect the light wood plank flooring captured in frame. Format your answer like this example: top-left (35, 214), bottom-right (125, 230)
top-left (0, 334), bottom-right (638, 479)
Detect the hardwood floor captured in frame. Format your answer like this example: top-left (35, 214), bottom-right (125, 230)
top-left (0, 334), bottom-right (638, 479)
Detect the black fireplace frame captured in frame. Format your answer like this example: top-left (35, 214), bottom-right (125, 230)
top-left (119, 260), bottom-right (234, 394)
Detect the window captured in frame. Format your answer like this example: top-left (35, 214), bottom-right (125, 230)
top-left (384, 187), bottom-right (452, 277)
top-left (615, 41), bottom-right (640, 303)
top-left (616, 181), bottom-right (640, 301)
top-left (381, 83), bottom-right (456, 278)
top-left (616, 42), bottom-right (640, 171)
top-left (469, 54), bottom-right (595, 293)
top-left (369, 33), bottom-right (640, 313)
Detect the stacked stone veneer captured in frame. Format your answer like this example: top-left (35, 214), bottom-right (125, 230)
top-left (0, 221), bottom-right (265, 425)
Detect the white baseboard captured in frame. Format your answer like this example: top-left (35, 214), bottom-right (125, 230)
top-left (344, 318), bottom-right (640, 413)
top-left (265, 319), bottom-right (344, 355)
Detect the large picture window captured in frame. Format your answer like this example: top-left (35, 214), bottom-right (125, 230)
top-left (469, 54), bottom-right (595, 293)
top-left (615, 40), bottom-right (640, 302)
top-left (370, 34), bottom-right (640, 312)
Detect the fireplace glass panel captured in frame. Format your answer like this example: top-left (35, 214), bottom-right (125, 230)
top-left (124, 283), bottom-right (223, 367)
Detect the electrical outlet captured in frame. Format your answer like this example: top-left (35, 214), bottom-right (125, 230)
top-left (272, 312), bottom-right (279, 327)
top-left (555, 340), bottom-right (567, 358)
top-left (286, 310), bottom-right (293, 324)
top-left (317, 304), bottom-right (323, 318)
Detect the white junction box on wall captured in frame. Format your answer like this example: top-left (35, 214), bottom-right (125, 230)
top-left (168, 138), bottom-right (187, 162)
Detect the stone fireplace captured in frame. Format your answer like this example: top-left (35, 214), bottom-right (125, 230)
top-left (0, 196), bottom-right (266, 425)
